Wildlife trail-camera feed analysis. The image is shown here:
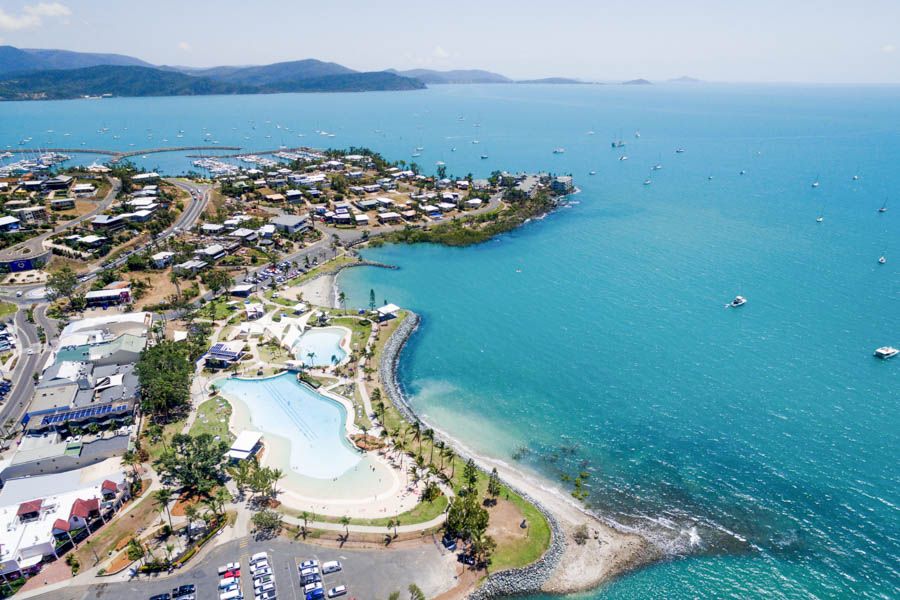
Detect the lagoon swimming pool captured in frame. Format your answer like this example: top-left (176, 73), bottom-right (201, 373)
top-left (292, 327), bottom-right (348, 367)
top-left (215, 372), bottom-right (360, 480)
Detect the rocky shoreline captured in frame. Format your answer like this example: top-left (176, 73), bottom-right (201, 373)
top-left (379, 312), bottom-right (657, 598)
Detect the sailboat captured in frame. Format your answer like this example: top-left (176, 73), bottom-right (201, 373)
top-left (878, 255), bottom-right (886, 265)
top-left (878, 199), bottom-right (888, 213)
top-left (811, 175), bottom-right (820, 188)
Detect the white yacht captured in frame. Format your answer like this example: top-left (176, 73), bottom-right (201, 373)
top-left (480, 154), bottom-right (489, 160)
top-left (589, 170), bottom-right (596, 176)
top-left (619, 155), bottom-right (629, 161)
top-left (873, 346), bottom-right (898, 359)
top-left (878, 255), bottom-right (886, 264)
top-left (811, 180), bottom-right (819, 188)
top-left (852, 175), bottom-right (859, 181)
top-left (727, 296), bottom-right (747, 308)
top-left (643, 179), bottom-right (652, 185)
top-left (878, 200), bottom-right (887, 213)
top-left (553, 148), bottom-right (566, 154)
top-left (675, 148), bottom-right (685, 153)
top-left (816, 216), bottom-right (824, 223)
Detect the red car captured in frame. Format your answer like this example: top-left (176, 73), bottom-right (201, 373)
top-left (224, 569), bottom-right (240, 578)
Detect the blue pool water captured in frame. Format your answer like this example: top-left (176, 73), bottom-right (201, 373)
top-left (4, 84), bottom-right (897, 598)
top-left (293, 327), bottom-right (347, 367)
top-left (215, 373), bottom-right (360, 480)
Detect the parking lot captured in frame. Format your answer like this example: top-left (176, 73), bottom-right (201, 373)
top-left (31, 535), bottom-right (457, 600)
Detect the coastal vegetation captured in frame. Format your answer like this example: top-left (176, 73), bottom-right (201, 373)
top-left (383, 191), bottom-right (559, 247)
top-left (135, 340), bottom-right (194, 422)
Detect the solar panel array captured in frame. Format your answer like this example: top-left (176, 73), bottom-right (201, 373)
top-left (41, 403), bottom-right (129, 426)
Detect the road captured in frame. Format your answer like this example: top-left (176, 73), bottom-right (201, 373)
top-left (0, 305), bottom-right (54, 433)
top-left (27, 535), bottom-right (456, 600)
top-left (0, 177), bottom-right (120, 265)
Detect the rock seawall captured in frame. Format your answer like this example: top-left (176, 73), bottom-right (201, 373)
top-left (379, 312), bottom-right (566, 598)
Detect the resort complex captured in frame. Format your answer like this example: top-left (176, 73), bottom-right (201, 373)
top-left (0, 148), bottom-right (615, 600)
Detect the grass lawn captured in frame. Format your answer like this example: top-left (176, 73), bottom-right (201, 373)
top-left (189, 398), bottom-right (234, 443)
top-left (74, 492), bottom-right (159, 568)
top-left (331, 316), bottom-right (373, 350)
top-left (144, 417), bottom-right (187, 462)
top-left (197, 297), bottom-right (236, 321)
top-left (259, 343), bottom-right (290, 364)
top-left (286, 254), bottom-right (357, 287)
top-left (0, 302), bottom-right (16, 320)
top-left (490, 487), bottom-right (552, 571)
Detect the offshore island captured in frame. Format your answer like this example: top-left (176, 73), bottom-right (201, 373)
top-left (0, 146), bottom-right (652, 599)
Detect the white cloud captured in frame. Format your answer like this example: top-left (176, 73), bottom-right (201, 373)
top-left (0, 2), bottom-right (71, 31)
top-left (433, 45), bottom-right (450, 59)
top-left (178, 41), bottom-right (192, 51)
top-left (882, 44), bottom-right (895, 54)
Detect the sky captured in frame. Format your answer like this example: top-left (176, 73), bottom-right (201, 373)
top-left (0, 0), bottom-right (899, 83)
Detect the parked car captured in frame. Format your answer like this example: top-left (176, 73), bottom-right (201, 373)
top-left (250, 560), bottom-right (269, 573)
top-left (299, 559), bottom-right (319, 570)
top-left (328, 585), bottom-right (347, 598)
top-left (306, 589), bottom-right (325, 600)
top-left (304, 582), bottom-right (323, 594)
top-left (299, 566), bottom-right (319, 578)
top-left (256, 591), bottom-right (277, 600)
top-left (321, 561), bottom-right (342, 574)
top-left (250, 552), bottom-right (269, 563)
top-left (252, 567), bottom-right (273, 579)
top-left (149, 594), bottom-right (171, 600)
top-left (301, 573), bottom-right (322, 586)
top-left (254, 576), bottom-right (274, 589)
top-left (172, 584), bottom-right (196, 596)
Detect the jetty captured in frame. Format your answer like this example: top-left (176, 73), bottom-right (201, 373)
top-left (6, 146), bottom-right (241, 164)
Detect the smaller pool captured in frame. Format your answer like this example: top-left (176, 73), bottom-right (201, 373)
top-left (293, 326), bottom-right (348, 367)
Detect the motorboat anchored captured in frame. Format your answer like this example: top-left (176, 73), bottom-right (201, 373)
top-left (873, 346), bottom-right (898, 359)
top-left (727, 295), bottom-right (747, 308)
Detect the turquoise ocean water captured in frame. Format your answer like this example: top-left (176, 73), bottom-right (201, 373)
top-left (3, 84), bottom-right (897, 597)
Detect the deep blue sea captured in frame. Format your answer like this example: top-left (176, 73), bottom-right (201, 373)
top-left (3, 84), bottom-right (897, 598)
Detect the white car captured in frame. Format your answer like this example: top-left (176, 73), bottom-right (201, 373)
top-left (321, 561), bottom-right (342, 574)
top-left (250, 560), bottom-right (269, 573)
top-left (299, 566), bottom-right (319, 577)
top-left (328, 585), bottom-right (347, 598)
top-left (299, 559), bottom-right (318, 570)
top-left (250, 552), bottom-right (268, 563)
top-left (252, 567), bottom-right (272, 579)
top-left (255, 582), bottom-right (275, 595)
top-left (304, 582), bottom-right (323, 594)
top-left (254, 576), bottom-right (273, 589)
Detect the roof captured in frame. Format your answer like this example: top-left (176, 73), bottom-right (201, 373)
top-left (85, 288), bottom-right (130, 300)
top-left (69, 497), bottom-right (99, 519)
top-left (101, 480), bottom-right (118, 492)
top-left (0, 216), bottom-right (20, 227)
top-left (52, 518), bottom-right (70, 532)
top-left (17, 499), bottom-right (42, 516)
top-left (231, 431), bottom-right (262, 453)
top-left (208, 341), bottom-right (244, 361)
top-left (270, 214), bottom-right (308, 227)
top-left (377, 303), bottom-right (401, 315)
top-left (152, 251), bottom-right (174, 260)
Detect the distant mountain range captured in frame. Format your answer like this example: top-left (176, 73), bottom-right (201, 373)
top-left (0, 45), bottom-right (673, 100)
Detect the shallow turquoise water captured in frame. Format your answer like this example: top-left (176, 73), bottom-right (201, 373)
top-left (293, 327), bottom-right (347, 367)
top-left (215, 373), bottom-right (360, 479)
top-left (4, 84), bottom-right (898, 597)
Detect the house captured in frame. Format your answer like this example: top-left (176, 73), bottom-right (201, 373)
top-left (226, 431), bottom-right (262, 461)
top-left (126, 209), bottom-right (155, 223)
top-left (49, 198), bottom-right (76, 211)
top-left (285, 190), bottom-right (305, 204)
top-left (355, 199), bottom-right (379, 211)
top-left (354, 214), bottom-right (369, 226)
top-left (264, 193), bottom-right (285, 203)
top-left (200, 223), bottom-right (225, 235)
top-left (194, 244), bottom-right (226, 261)
top-left (71, 183), bottom-right (96, 197)
top-left (150, 251), bottom-right (174, 268)
top-left (173, 259), bottom-right (207, 275)
top-left (270, 215), bottom-right (309, 234)
top-left (84, 288), bottom-right (131, 307)
top-left (132, 172), bottom-right (160, 183)
top-left (257, 224), bottom-right (275, 238)
top-left (90, 214), bottom-right (126, 232)
top-left (205, 341), bottom-right (245, 369)
top-left (377, 212), bottom-right (402, 224)
top-left (41, 175), bottom-right (73, 191)
top-left (421, 204), bottom-right (441, 218)
top-left (456, 180), bottom-right (470, 190)
top-left (0, 216), bottom-right (21, 232)
top-left (551, 176), bottom-right (574, 193)
top-left (438, 202), bottom-right (456, 213)
top-left (465, 198), bottom-right (483, 209)
top-left (229, 228), bottom-right (258, 243)
top-left (76, 235), bottom-right (106, 248)
top-left (10, 206), bottom-right (47, 224)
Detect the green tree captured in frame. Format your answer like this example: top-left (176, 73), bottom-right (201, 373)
top-left (446, 493), bottom-right (489, 541)
top-left (463, 458), bottom-right (479, 493)
top-left (46, 265), bottom-right (79, 306)
top-left (154, 433), bottom-right (229, 496)
top-left (252, 509), bottom-right (283, 536)
top-left (369, 288), bottom-right (376, 310)
top-left (486, 467), bottom-right (502, 504)
top-left (201, 269), bottom-right (234, 297)
top-left (184, 504), bottom-right (200, 543)
top-left (408, 584), bottom-right (426, 600)
top-left (339, 515), bottom-right (351, 538)
top-left (135, 340), bottom-right (193, 422)
top-left (154, 487), bottom-right (174, 530)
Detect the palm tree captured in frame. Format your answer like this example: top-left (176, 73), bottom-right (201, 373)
top-left (269, 468), bottom-right (284, 499)
top-left (444, 447), bottom-right (457, 479)
top-left (154, 488), bottom-right (174, 530)
top-left (306, 351), bottom-right (316, 367)
top-left (122, 450), bottom-right (141, 481)
top-left (338, 291), bottom-right (346, 308)
top-left (410, 421), bottom-right (422, 456)
top-left (184, 504), bottom-right (200, 543)
top-left (375, 400), bottom-right (386, 424)
top-left (424, 428), bottom-right (435, 465)
top-left (214, 487), bottom-right (231, 515)
top-left (339, 515), bottom-right (350, 538)
top-left (299, 511), bottom-right (310, 538)
top-left (435, 440), bottom-right (446, 470)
